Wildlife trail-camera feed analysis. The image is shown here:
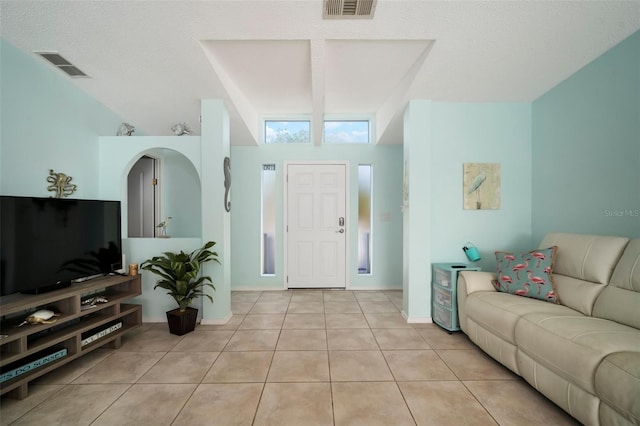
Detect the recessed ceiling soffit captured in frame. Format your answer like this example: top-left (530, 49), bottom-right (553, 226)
top-left (200, 39), bottom-right (433, 145)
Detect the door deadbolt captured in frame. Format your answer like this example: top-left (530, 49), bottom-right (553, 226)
top-left (339, 217), bottom-right (345, 226)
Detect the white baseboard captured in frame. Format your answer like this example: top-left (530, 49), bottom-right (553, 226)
top-left (401, 310), bottom-right (432, 323)
top-left (232, 287), bottom-right (285, 292)
top-left (231, 286), bottom-right (403, 292)
top-left (200, 311), bottom-right (233, 325)
top-left (347, 286), bottom-right (403, 291)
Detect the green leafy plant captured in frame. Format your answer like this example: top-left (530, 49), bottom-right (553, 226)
top-left (140, 241), bottom-right (219, 312)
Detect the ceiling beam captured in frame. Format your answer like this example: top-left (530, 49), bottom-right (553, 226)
top-left (199, 42), bottom-right (260, 145)
top-left (375, 41), bottom-right (434, 144)
top-left (310, 39), bottom-right (326, 146)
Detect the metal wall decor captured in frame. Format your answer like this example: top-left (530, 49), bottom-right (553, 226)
top-left (224, 156), bottom-right (231, 212)
top-left (171, 122), bottom-right (192, 136)
top-left (47, 169), bottom-right (77, 198)
top-left (116, 122), bottom-right (135, 136)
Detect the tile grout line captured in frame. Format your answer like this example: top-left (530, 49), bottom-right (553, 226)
top-left (87, 328), bottom-right (181, 425)
top-left (4, 290), bottom-right (570, 426)
top-left (372, 293), bottom-right (419, 425)
top-left (458, 379), bottom-right (502, 426)
top-left (252, 291), bottom-right (288, 424)
top-left (168, 311), bottom-right (237, 425)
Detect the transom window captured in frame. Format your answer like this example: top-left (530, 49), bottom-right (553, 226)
top-left (264, 120), bottom-right (310, 144)
top-left (323, 120), bottom-right (370, 144)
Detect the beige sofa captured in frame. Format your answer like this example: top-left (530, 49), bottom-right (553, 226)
top-left (457, 233), bottom-right (640, 426)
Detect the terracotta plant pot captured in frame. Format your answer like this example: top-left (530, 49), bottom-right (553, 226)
top-left (166, 307), bottom-right (198, 336)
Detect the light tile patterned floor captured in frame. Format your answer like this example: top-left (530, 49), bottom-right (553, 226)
top-left (1, 290), bottom-right (579, 425)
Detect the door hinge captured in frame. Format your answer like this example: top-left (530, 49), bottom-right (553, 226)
top-left (151, 178), bottom-right (158, 186)
top-left (286, 276), bottom-right (289, 283)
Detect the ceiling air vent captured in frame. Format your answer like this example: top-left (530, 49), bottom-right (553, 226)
top-left (324, 0), bottom-right (377, 19)
top-left (35, 51), bottom-right (89, 78)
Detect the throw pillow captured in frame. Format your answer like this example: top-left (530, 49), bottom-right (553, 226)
top-left (492, 246), bottom-right (559, 303)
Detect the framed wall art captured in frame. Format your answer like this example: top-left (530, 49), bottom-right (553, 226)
top-left (463, 163), bottom-right (500, 210)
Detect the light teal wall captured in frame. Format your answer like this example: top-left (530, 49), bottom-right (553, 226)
top-left (532, 30), bottom-right (640, 241)
top-left (5, 25), bottom-right (636, 325)
top-left (402, 101), bottom-right (533, 321)
top-left (124, 237), bottom-right (202, 321)
top-left (230, 144), bottom-right (404, 290)
top-left (98, 137), bottom-right (202, 231)
top-left (430, 102), bottom-right (534, 271)
top-left (98, 136), bottom-right (208, 322)
top-left (160, 149), bottom-right (202, 238)
top-left (0, 38), bottom-right (127, 197)
top-left (200, 100), bottom-right (232, 323)
top-left (403, 101), bottom-right (433, 322)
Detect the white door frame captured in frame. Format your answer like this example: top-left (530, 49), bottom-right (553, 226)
top-left (283, 161), bottom-right (351, 289)
top-left (127, 153), bottom-right (162, 237)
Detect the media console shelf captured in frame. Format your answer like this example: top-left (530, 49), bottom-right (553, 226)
top-left (0, 274), bottom-right (142, 399)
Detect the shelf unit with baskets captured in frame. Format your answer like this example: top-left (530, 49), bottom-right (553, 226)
top-left (431, 263), bottom-right (480, 332)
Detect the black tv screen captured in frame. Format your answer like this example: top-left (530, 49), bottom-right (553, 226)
top-left (0, 196), bottom-right (122, 296)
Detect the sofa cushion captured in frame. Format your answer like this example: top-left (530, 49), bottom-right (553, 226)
top-left (595, 351), bottom-right (640, 424)
top-left (493, 246), bottom-right (558, 303)
top-left (599, 402), bottom-right (638, 426)
top-left (539, 233), bottom-right (629, 315)
top-left (609, 238), bottom-right (640, 290)
top-left (593, 238), bottom-right (640, 329)
top-left (539, 233), bottom-right (629, 284)
top-left (465, 292), bottom-right (578, 345)
top-left (516, 313), bottom-right (640, 395)
top-left (517, 350), bottom-right (601, 426)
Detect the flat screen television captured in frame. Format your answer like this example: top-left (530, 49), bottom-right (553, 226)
top-left (0, 196), bottom-right (123, 296)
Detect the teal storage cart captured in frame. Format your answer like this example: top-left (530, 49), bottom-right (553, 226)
top-left (431, 263), bottom-right (481, 332)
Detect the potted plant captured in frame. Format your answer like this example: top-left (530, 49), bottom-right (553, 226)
top-left (140, 241), bottom-right (219, 335)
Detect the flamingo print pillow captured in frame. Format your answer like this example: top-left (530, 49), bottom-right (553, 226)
top-left (492, 246), bottom-right (559, 303)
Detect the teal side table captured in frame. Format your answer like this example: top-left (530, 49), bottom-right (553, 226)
top-left (431, 263), bottom-right (481, 332)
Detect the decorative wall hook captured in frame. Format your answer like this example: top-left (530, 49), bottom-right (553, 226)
top-left (47, 169), bottom-right (77, 198)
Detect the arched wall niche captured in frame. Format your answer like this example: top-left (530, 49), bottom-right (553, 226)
top-left (98, 136), bottom-right (203, 239)
top-left (125, 148), bottom-right (202, 238)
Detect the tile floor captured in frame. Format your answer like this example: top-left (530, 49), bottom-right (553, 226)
top-left (1, 290), bottom-right (579, 426)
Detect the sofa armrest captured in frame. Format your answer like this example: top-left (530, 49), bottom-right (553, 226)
top-left (457, 271), bottom-right (497, 334)
top-left (458, 271), bottom-right (497, 295)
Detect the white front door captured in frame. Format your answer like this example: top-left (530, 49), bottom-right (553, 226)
top-left (286, 163), bottom-right (348, 288)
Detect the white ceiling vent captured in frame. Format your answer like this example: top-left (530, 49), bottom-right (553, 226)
top-left (324, 0), bottom-right (377, 19)
top-left (35, 51), bottom-right (89, 78)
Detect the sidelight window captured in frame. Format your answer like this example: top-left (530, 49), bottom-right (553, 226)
top-left (261, 164), bottom-right (277, 275)
top-left (358, 164), bottom-right (372, 274)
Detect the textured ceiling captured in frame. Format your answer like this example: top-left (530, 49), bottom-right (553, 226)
top-left (1, 1), bottom-right (639, 145)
